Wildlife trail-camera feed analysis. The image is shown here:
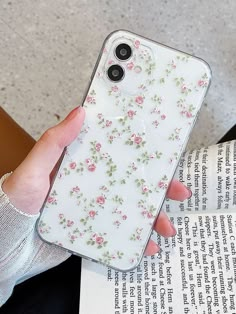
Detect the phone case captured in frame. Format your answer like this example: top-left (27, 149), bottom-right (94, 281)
top-left (37, 30), bottom-right (211, 271)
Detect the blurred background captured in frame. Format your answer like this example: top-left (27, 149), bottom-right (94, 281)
top-left (0, 0), bottom-right (235, 149)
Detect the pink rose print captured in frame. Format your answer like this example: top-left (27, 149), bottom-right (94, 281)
top-left (198, 79), bottom-right (208, 87)
top-left (147, 212), bottom-right (153, 219)
top-left (89, 210), bottom-right (96, 218)
top-left (142, 185), bottom-right (149, 193)
top-left (126, 62), bottom-right (134, 70)
top-left (130, 227), bottom-right (143, 241)
top-left (134, 136), bottom-right (142, 145)
top-left (72, 186), bottom-right (80, 193)
top-left (135, 95), bottom-right (144, 105)
top-left (105, 120), bottom-right (112, 127)
top-left (59, 213), bottom-right (64, 219)
top-left (181, 84), bottom-right (187, 93)
top-left (87, 232), bottom-right (108, 248)
top-left (158, 175), bottom-right (168, 190)
top-left (95, 143), bottom-right (101, 152)
top-left (67, 220), bottom-right (74, 227)
top-left (134, 40), bottom-right (140, 49)
top-left (96, 195), bottom-right (105, 205)
top-left (152, 120), bottom-right (159, 128)
top-left (85, 158), bottom-right (91, 164)
top-left (114, 220), bottom-right (121, 228)
top-left (171, 60), bottom-right (176, 69)
top-left (108, 59), bottom-right (114, 65)
top-left (161, 114), bottom-right (166, 120)
top-left (111, 85), bottom-right (118, 92)
top-left (88, 164), bottom-right (96, 172)
top-left (69, 162), bottom-right (76, 169)
top-left (127, 110), bottom-right (136, 119)
top-left (47, 196), bottom-right (55, 203)
top-left (122, 215), bottom-right (127, 220)
top-left (96, 236), bottom-right (104, 245)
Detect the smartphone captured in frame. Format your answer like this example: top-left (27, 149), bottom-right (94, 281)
top-left (37, 30), bottom-right (211, 271)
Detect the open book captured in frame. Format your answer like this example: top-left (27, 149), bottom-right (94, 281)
top-left (80, 140), bottom-right (236, 314)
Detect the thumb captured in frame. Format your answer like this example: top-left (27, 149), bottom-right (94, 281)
top-left (16, 106), bottom-right (85, 177)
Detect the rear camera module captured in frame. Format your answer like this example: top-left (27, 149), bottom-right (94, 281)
top-left (115, 43), bottom-right (132, 61)
top-left (107, 64), bottom-right (124, 82)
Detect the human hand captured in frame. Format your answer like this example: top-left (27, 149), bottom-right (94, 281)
top-left (2, 106), bottom-right (191, 256)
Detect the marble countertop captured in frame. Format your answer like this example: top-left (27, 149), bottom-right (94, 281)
top-left (0, 0), bottom-right (235, 150)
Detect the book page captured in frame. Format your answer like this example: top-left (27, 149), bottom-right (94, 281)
top-left (80, 212), bottom-right (236, 314)
top-left (164, 140), bottom-right (236, 213)
top-left (80, 140), bottom-right (236, 314)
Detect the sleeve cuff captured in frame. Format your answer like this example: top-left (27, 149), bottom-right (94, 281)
top-left (0, 173), bottom-right (39, 260)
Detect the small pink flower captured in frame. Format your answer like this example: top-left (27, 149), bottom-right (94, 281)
top-left (198, 80), bottom-right (205, 87)
top-left (135, 96), bottom-right (144, 105)
top-left (108, 59), bottom-right (114, 65)
top-left (149, 154), bottom-right (155, 159)
top-left (88, 164), bottom-right (96, 172)
top-left (142, 185), bottom-right (149, 193)
top-left (106, 120), bottom-right (112, 127)
top-left (122, 215), bottom-right (127, 220)
top-left (186, 112), bottom-right (192, 118)
top-left (71, 235), bottom-right (76, 240)
top-left (161, 114), bottom-right (166, 120)
top-left (67, 220), bottom-right (74, 227)
top-left (134, 136), bottom-right (142, 145)
top-left (95, 143), bottom-right (101, 151)
top-left (126, 62), bottom-right (134, 70)
top-left (158, 181), bottom-right (164, 188)
top-left (96, 195), bottom-right (105, 205)
top-left (147, 212), bottom-right (153, 219)
top-left (47, 196), bottom-right (55, 203)
top-left (131, 133), bottom-right (136, 139)
top-left (89, 210), bottom-right (96, 218)
top-left (86, 96), bottom-right (93, 103)
top-left (152, 120), bottom-right (159, 128)
top-left (85, 158), bottom-right (91, 164)
top-left (70, 162), bottom-right (76, 169)
top-left (97, 113), bottom-right (103, 119)
top-left (114, 220), bottom-right (121, 227)
top-left (181, 84), bottom-right (187, 92)
top-left (59, 214), bottom-right (64, 219)
top-left (134, 40), bottom-right (140, 49)
top-left (141, 210), bottom-right (147, 216)
top-left (111, 85), bottom-right (118, 92)
top-left (72, 186), bottom-right (80, 192)
top-left (127, 110), bottom-right (136, 119)
top-left (171, 60), bottom-right (176, 69)
top-left (96, 236), bottom-right (104, 245)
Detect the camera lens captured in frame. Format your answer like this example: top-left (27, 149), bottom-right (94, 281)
top-left (115, 43), bottom-right (132, 61)
top-left (107, 64), bottom-right (124, 82)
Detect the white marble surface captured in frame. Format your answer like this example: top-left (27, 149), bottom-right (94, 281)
top-left (0, 0), bottom-right (235, 149)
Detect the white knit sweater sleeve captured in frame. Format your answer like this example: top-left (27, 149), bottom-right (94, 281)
top-left (0, 174), bottom-right (70, 306)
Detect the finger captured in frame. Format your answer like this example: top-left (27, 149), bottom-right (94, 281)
top-left (153, 211), bottom-right (176, 237)
top-left (144, 240), bottom-right (160, 256)
top-left (15, 106), bottom-right (85, 177)
top-left (166, 179), bottom-right (191, 201)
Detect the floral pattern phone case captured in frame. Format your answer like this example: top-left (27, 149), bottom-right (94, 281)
top-left (37, 30), bottom-right (211, 271)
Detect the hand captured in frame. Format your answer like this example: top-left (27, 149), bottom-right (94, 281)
top-left (3, 106), bottom-right (191, 256)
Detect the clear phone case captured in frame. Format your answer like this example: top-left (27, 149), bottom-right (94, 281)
top-left (37, 30), bottom-right (211, 271)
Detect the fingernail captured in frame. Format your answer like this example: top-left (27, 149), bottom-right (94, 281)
top-left (187, 188), bottom-right (192, 199)
top-left (171, 224), bottom-right (177, 236)
top-left (65, 106), bottom-right (81, 121)
top-left (180, 187), bottom-right (192, 201)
